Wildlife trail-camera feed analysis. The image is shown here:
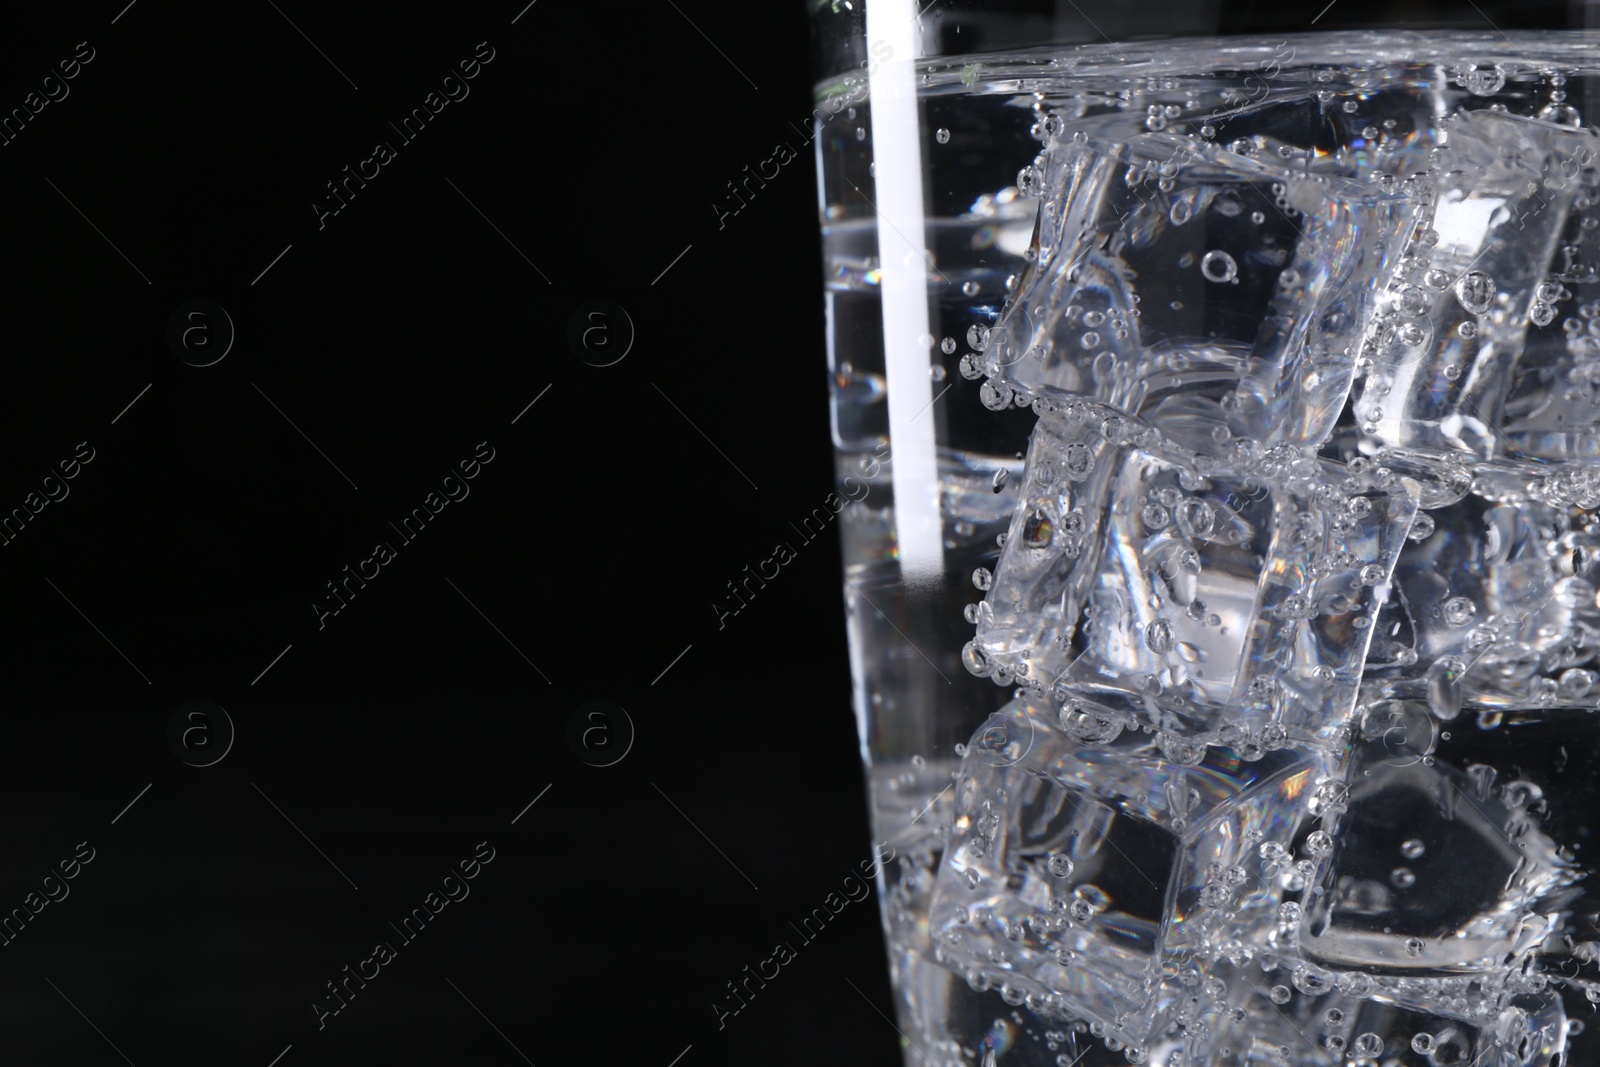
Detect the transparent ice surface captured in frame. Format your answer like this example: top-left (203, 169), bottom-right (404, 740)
top-left (928, 692), bottom-right (1344, 1051)
top-left (968, 402), bottom-right (1418, 748)
top-left (982, 134), bottom-right (1417, 451)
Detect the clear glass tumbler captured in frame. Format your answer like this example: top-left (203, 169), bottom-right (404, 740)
top-left (812, 2), bottom-right (1600, 1065)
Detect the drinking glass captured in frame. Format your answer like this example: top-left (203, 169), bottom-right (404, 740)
top-left (812, 2), bottom-right (1600, 1064)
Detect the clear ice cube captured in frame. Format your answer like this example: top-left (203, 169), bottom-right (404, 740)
top-left (981, 131), bottom-right (1416, 450)
top-left (1299, 702), bottom-right (1594, 1013)
top-left (927, 691), bottom-right (1344, 1051)
top-left (966, 402), bottom-right (1418, 748)
top-left (1362, 468), bottom-right (1600, 712)
top-left (1498, 125), bottom-right (1600, 461)
top-left (1174, 957), bottom-right (1568, 1066)
top-left (1355, 110), bottom-right (1592, 460)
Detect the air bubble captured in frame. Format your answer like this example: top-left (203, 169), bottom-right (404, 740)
top-left (972, 379), bottom-right (1011, 415)
top-left (1291, 966), bottom-right (1334, 996)
top-left (1064, 443), bottom-right (1095, 479)
top-left (1338, 971), bottom-right (1373, 996)
top-left (1560, 667), bottom-right (1595, 699)
top-left (1352, 1033), bottom-right (1383, 1058)
top-left (1047, 853), bottom-right (1074, 879)
top-left (1398, 284), bottom-right (1430, 316)
top-left (935, 127), bottom-right (951, 144)
top-left (1200, 250), bottom-right (1238, 283)
top-left (1443, 597), bottom-right (1477, 626)
top-left (1401, 838), bottom-right (1425, 859)
top-left (1540, 103), bottom-right (1583, 126)
top-left (1145, 618), bottom-right (1174, 653)
top-left (1455, 270), bottom-right (1496, 315)
top-left (1462, 61), bottom-right (1507, 95)
top-left (1310, 780), bottom-right (1349, 815)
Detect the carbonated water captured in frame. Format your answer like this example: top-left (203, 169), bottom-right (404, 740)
top-left (822, 30), bottom-right (1600, 1066)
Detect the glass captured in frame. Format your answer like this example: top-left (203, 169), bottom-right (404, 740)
top-left (811, 2), bottom-right (1600, 1065)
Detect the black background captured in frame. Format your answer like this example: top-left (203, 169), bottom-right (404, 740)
top-left (0, 2), bottom-right (891, 1065)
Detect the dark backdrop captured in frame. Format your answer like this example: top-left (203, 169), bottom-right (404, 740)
top-left (0, 3), bottom-right (892, 1065)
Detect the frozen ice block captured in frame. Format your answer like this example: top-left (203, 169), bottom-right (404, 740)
top-left (927, 691), bottom-right (1345, 1051)
top-left (1299, 701), bottom-right (1595, 1014)
top-left (1361, 462), bottom-right (1600, 712)
top-left (1355, 110), bottom-right (1592, 460)
top-left (976, 131), bottom-right (1416, 451)
top-left (1175, 957), bottom-right (1567, 1066)
top-left (966, 402), bottom-right (1418, 748)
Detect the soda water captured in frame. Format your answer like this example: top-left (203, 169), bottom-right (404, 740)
top-left (821, 31), bottom-right (1600, 1066)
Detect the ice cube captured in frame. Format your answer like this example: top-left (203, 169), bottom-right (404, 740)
top-left (927, 691), bottom-right (1344, 1051)
top-left (981, 130), bottom-right (1416, 451)
top-left (1298, 702), bottom-right (1594, 1008)
top-left (1361, 471), bottom-right (1598, 712)
top-left (1176, 957), bottom-right (1567, 1067)
top-left (1355, 110), bottom-right (1593, 460)
top-left (1495, 123), bottom-right (1600, 461)
top-left (966, 402), bottom-right (1418, 748)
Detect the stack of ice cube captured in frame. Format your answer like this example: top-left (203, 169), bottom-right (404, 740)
top-left (934, 96), bottom-right (1600, 1065)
